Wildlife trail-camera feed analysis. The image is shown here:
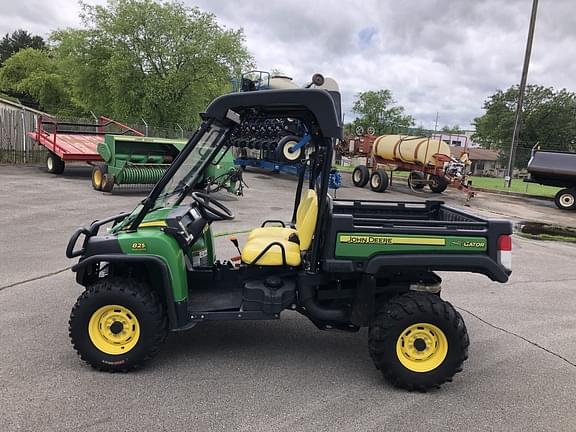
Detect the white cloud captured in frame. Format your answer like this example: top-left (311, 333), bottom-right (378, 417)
top-left (1, 0), bottom-right (574, 130)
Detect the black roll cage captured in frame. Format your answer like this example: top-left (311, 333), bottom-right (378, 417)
top-left (128, 89), bottom-right (343, 269)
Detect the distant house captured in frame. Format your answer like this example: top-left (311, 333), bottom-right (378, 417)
top-left (450, 146), bottom-right (503, 176)
top-left (432, 131), bottom-right (482, 148)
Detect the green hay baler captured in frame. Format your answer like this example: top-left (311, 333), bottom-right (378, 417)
top-left (91, 135), bottom-right (240, 194)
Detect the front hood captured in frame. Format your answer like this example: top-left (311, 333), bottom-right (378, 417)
top-left (138, 207), bottom-right (173, 228)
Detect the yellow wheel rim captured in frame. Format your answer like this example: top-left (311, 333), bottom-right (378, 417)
top-left (396, 323), bottom-right (448, 373)
top-left (88, 305), bottom-right (140, 355)
top-left (93, 169), bottom-right (102, 188)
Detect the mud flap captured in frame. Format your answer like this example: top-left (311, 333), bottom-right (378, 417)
top-left (350, 274), bottom-right (376, 327)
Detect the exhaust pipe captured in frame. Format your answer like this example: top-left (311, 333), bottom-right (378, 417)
top-left (298, 283), bottom-right (348, 322)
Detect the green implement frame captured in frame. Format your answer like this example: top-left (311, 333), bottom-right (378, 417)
top-left (92, 134), bottom-right (239, 193)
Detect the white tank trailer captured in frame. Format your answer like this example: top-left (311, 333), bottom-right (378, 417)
top-left (372, 135), bottom-right (451, 166)
top-left (525, 145), bottom-right (576, 210)
top-left (352, 134), bottom-right (474, 199)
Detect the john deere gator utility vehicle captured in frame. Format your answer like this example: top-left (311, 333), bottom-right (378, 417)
top-left (66, 76), bottom-right (512, 391)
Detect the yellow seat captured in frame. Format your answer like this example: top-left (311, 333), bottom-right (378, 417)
top-left (241, 189), bottom-right (318, 267)
top-left (241, 237), bottom-right (301, 266)
top-left (247, 226), bottom-right (296, 240)
top-left (247, 189), bottom-right (316, 241)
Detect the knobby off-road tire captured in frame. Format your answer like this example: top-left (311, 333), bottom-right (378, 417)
top-left (46, 152), bottom-right (65, 174)
top-left (352, 165), bottom-right (370, 187)
top-left (369, 292), bottom-right (469, 391)
top-left (69, 277), bottom-right (168, 372)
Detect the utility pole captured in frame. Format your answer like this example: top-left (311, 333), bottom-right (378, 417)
top-left (505, 0), bottom-right (539, 188)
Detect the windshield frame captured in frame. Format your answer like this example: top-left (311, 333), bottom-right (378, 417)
top-left (153, 124), bottom-right (229, 209)
top-left (126, 119), bottom-right (232, 231)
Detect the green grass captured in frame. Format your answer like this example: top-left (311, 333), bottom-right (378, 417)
top-left (469, 176), bottom-right (560, 198)
top-left (334, 164), bottom-right (409, 177)
top-left (334, 164), bottom-right (354, 173)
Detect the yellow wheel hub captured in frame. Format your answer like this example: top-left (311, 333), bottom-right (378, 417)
top-left (93, 169), bottom-right (102, 188)
top-left (396, 323), bottom-right (448, 373)
top-left (88, 305), bottom-right (140, 355)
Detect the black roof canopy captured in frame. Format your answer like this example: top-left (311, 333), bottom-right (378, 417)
top-left (204, 89), bottom-right (343, 140)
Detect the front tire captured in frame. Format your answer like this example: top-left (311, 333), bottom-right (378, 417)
top-left (46, 152), bottom-right (65, 174)
top-left (352, 165), bottom-right (370, 187)
top-left (91, 165), bottom-right (107, 191)
top-left (554, 188), bottom-right (576, 210)
top-left (369, 292), bottom-right (469, 391)
top-left (69, 278), bottom-right (168, 372)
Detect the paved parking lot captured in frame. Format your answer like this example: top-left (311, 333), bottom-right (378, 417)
top-left (1, 165), bottom-right (576, 432)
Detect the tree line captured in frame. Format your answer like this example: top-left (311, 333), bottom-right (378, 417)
top-left (0, 0), bottom-right (252, 129)
top-left (1, 0), bottom-right (575, 167)
top-left (351, 85), bottom-right (576, 167)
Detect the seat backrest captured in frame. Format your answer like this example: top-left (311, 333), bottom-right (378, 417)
top-left (295, 189), bottom-right (318, 251)
top-left (295, 190), bottom-right (311, 229)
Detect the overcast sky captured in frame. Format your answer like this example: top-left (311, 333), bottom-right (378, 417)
top-left (2, 0), bottom-right (574, 130)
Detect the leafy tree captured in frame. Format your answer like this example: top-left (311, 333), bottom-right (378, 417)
top-left (51, 0), bottom-right (252, 127)
top-left (343, 122), bottom-right (355, 135)
top-left (412, 124), bottom-right (430, 136)
top-left (441, 124), bottom-right (462, 134)
top-left (352, 90), bottom-right (414, 135)
top-left (0, 30), bottom-right (45, 65)
top-left (0, 48), bottom-right (79, 114)
top-left (473, 85), bottom-right (576, 167)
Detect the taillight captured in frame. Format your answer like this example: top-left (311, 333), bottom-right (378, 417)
top-left (497, 235), bottom-right (512, 271)
top-left (498, 235), bottom-right (512, 251)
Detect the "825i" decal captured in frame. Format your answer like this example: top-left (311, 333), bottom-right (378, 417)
top-left (131, 242), bottom-right (147, 250)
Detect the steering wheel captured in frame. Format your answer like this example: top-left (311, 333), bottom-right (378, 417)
top-left (191, 192), bottom-right (234, 221)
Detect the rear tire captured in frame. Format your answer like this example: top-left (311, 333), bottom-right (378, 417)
top-left (369, 292), bottom-right (469, 391)
top-left (46, 152), bottom-right (65, 174)
top-left (352, 165), bottom-right (370, 187)
top-left (408, 171), bottom-right (426, 190)
top-left (91, 165), bottom-right (107, 191)
top-left (69, 277), bottom-right (168, 372)
top-left (370, 170), bottom-right (389, 192)
top-left (554, 188), bottom-right (576, 210)
top-left (101, 173), bottom-right (115, 192)
top-left (429, 175), bottom-right (449, 193)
